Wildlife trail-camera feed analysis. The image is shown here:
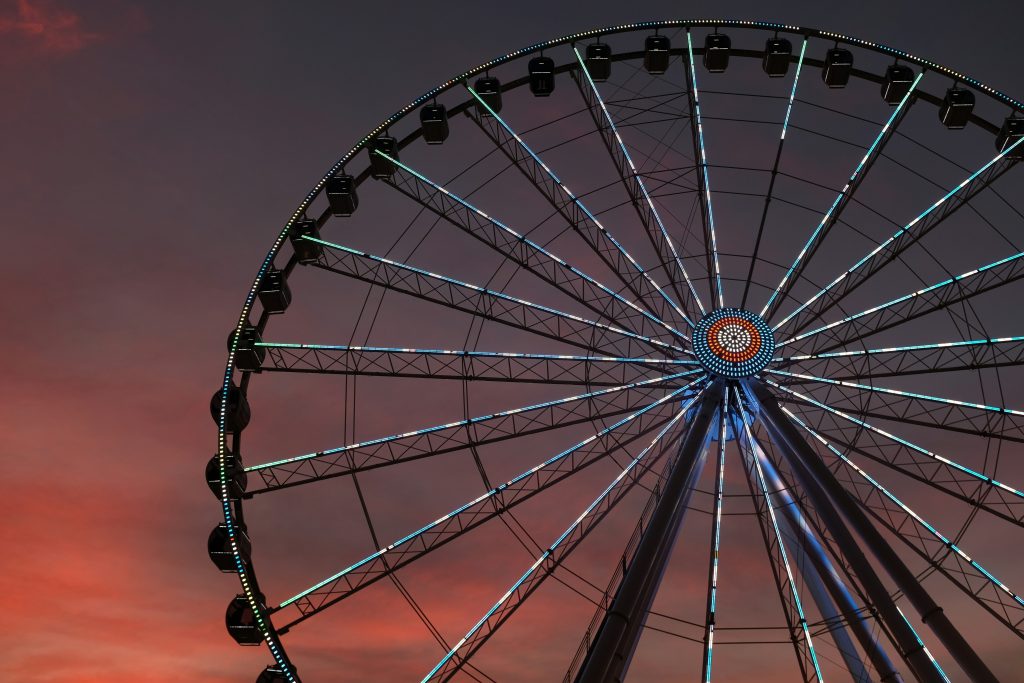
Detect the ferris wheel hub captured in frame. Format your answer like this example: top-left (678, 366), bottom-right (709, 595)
top-left (692, 308), bottom-right (775, 378)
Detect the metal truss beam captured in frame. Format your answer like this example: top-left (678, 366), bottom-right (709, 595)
top-left (246, 371), bottom-right (699, 495)
top-left (257, 343), bottom-right (694, 386)
top-left (306, 236), bottom-right (684, 358)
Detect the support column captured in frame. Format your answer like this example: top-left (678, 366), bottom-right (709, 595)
top-left (745, 380), bottom-right (997, 683)
top-left (753, 434), bottom-right (897, 682)
top-left (575, 381), bottom-right (723, 683)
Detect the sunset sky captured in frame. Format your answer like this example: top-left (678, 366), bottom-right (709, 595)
top-left (2, 1), bottom-right (1023, 681)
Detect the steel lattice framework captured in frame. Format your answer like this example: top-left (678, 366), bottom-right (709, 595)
top-left (211, 20), bottom-right (1024, 683)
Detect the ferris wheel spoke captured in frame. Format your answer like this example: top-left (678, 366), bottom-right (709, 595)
top-left (303, 235), bottom-right (687, 358)
top-left (767, 368), bottom-right (1024, 443)
top-left (571, 46), bottom-right (709, 317)
top-left (761, 71), bottom-right (922, 323)
top-left (766, 380), bottom-right (1024, 528)
top-left (731, 389), bottom-right (825, 683)
top-left (740, 38), bottom-right (808, 310)
top-left (775, 335), bottom-right (1024, 380)
top-left (257, 342), bottom-right (696, 386)
top-left (701, 399), bottom-right (729, 683)
top-left (774, 140), bottom-right (1023, 339)
top-left (421, 398), bottom-right (698, 683)
top-left (245, 370), bottom-right (702, 495)
top-left (776, 250), bottom-right (1024, 356)
top-left (376, 151), bottom-right (688, 344)
top-left (267, 381), bottom-right (704, 630)
top-left (784, 407), bottom-right (1024, 638)
top-left (684, 31), bottom-right (724, 308)
top-left (464, 85), bottom-right (695, 331)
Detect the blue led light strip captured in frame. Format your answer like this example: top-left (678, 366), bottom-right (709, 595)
top-left (776, 335), bottom-right (1024, 363)
top-left (780, 40), bottom-right (808, 141)
top-left (278, 376), bottom-right (706, 610)
top-left (732, 387), bottom-right (824, 681)
top-left (896, 606), bottom-right (953, 683)
top-left (775, 136), bottom-right (1024, 335)
top-left (767, 368), bottom-right (1024, 417)
top-left (761, 71), bottom-right (923, 322)
top-left (778, 249), bottom-right (1024, 348)
top-left (250, 369), bottom-right (701, 472)
top-left (686, 32), bottom-right (725, 309)
top-left (422, 390), bottom-right (703, 682)
top-left (702, 399), bottom-right (729, 683)
top-left (785, 407), bottom-right (1024, 613)
top-left (304, 235), bottom-right (688, 356)
top-left (465, 85), bottom-right (696, 331)
top-left (377, 150), bottom-right (690, 343)
top-left (765, 379), bottom-right (1024, 500)
top-left (572, 46), bottom-right (708, 318)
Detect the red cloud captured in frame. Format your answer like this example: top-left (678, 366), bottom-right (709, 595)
top-left (0, 0), bottom-right (100, 55)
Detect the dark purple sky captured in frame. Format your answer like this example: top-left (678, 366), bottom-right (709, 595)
top-left (2, 1), bottom-right (1022, 681)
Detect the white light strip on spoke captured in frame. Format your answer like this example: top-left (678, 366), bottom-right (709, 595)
top-left (765, 379), bottom-right (1024, 499)
top-left (895, 606), bottom-right (952, 683)
top-left (465, 85), bottom-right (696, 330)
top-left (767, 368), bottom-right (1024, 416)
top-left (250, 369), bottom-right (701, 472)
top-left (785, 407), bottom-right (1024, 610)
top-left (778, 251), bottom-right (1024, 348)
top-left (780, 39), bottom-right (808, 141)
top-left (703, 399), bottom-right (729, 682)
top-left (762, 71), bottom-right (923, 321)
top-left (774, 135), bottom-right (1024, 334)
top-left (422, 389), bottom-right (702, 682)
top-left (377, 150), bottom-right (689, 342)
top-left (686, 32), bottom-right (724, 308)
top-left (278, 376), bottom-right (706, 609)
top-left (304, 235), bottom-right (688, 355)
top-left (733, 388), bottom-right (824, 682)
top-left (573, 46), bottom-right (708, 317)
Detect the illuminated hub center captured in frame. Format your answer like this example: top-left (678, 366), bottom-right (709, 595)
top-left (693, 308), bottom-right (775, 379)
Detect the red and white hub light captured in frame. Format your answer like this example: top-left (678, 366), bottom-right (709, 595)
top-left (692, 308), bottom-right (775, 379)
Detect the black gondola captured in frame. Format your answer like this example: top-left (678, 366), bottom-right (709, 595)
top-left (368, 136), bottom-right (399, 178)
top-left (585, 42), bottom-right (612, 82)
top-left (882, 64), bottom-right (915, 104)
top-left (997, 117), bottom-right (1024, 159)
top-left (288, 218), bottom-right (321, 264)
top-left (210, 382), bottom-right (251, 432)
top-left (528, 56), bottom-right (555, 96)
top-left (226, 594), bottom-right (265, 645)
top-left (823, 47), bottom-right (853, 88)
top-left (419, 104), bottom-right (449, 144)
top-left (257, 268), bottom-right (291, 314)
top-left (703, 33), bottom-right (731, 73)
top-left (473, 76), bottom-right (502, 115)
top-left (205, 450), bottom-right (247, 499)
top-left (229, 325), bottom-right (265, 372)
top-left (644, 34), bottom-right (670, 74)
top-left (939, 88), bottom-right (975, 129)
top-left (762, 38), bottom-right (792, 77)
top-left (208, 523), bottom-right (251, 572)
top-left (326, 174), bottom-right (358, 216)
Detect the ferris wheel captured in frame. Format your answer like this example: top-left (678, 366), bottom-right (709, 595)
top-left (209, 20), bottom-right (1024, 683)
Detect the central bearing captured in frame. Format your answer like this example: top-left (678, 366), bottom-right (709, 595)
top-left (693, 308), bottom-right (775, 378)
